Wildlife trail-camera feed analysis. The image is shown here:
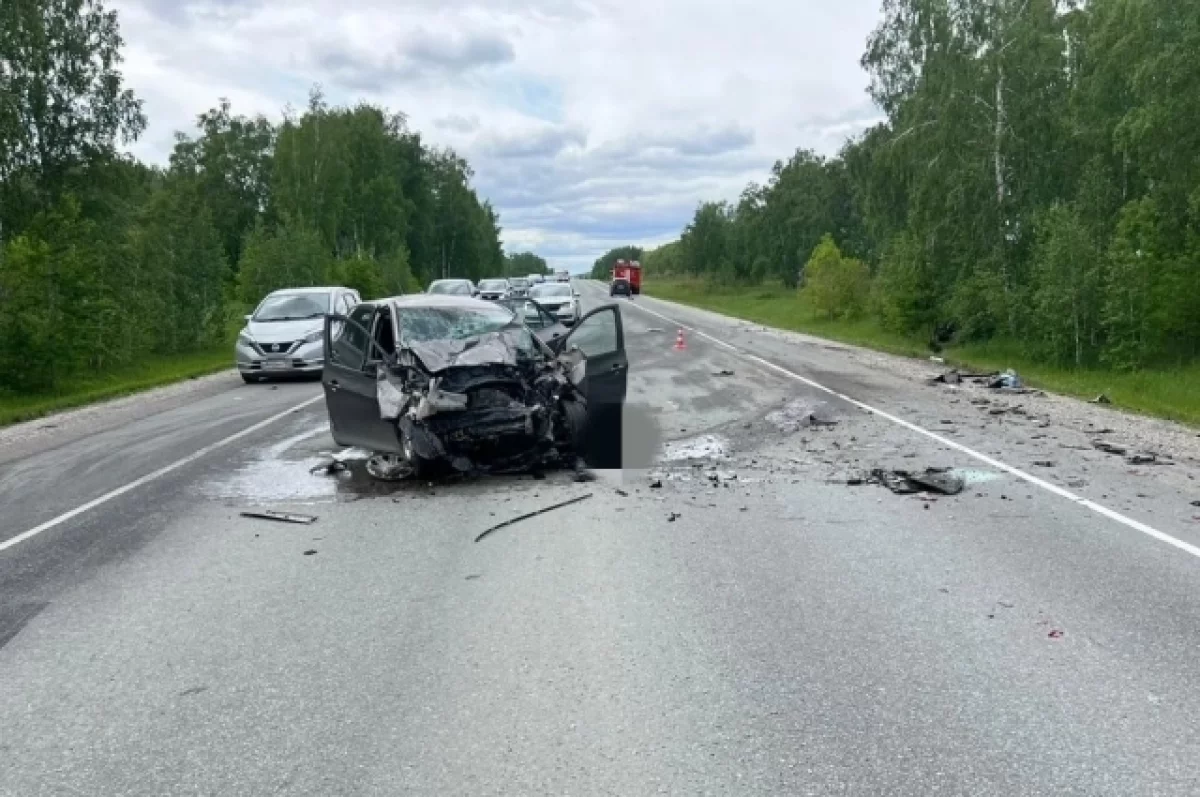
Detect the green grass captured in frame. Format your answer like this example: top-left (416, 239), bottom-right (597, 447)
top-left (646, 278), bottom-right (1200, 427)
top-left (0, 349), bottom-right (233, 427)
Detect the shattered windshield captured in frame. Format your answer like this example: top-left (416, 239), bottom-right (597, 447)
top-left (396, 305), bottom-right (517, 345)
top-left (253, 293), bottom-right (330, 321)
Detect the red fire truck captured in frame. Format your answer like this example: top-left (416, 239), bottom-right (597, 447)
top-left (611, 259), bottom-right (642, 296)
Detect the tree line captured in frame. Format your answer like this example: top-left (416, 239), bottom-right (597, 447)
top-left (649, 0), bottom-right (1200, 371)
top-left (0, 0), bottom-right (525, 393)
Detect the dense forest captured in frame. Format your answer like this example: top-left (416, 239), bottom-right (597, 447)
top-left (641, 0), bottom-right (1200, 372)
top-left (0, 0), bottom-right (530, 394)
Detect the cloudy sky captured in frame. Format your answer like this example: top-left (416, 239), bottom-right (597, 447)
top-left (112, 0), bottom-right (885, 272)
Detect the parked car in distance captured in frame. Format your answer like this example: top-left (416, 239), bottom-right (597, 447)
top-left (237, 286), bottom-right (360, 383)
top-left (555, 270), bottom-right (571, 282)
top-left (610, 278), bottom-right (632, 298)
top-left (426, 279), bottom-right (476, 297)
top-left (531, 281), bottom-right (581, 326)
top-left (507, 277), bottom-right (532, 298)
top-left (476, 278), bottom-right (510, 300)
top-left (527, 273), bottom-right (546, 285)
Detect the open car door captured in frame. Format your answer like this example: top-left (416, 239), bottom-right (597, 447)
top-left (560, 304), bottom-right (628, 468)
top-left (499, 297), bottom-right (569, 349)
top-left (322, 305), bottom-right (404, 453)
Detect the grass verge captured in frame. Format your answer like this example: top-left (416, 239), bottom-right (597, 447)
top-left (645, 278), bottom-right (1200, 427)
top-left (0, 349), bottom-right (232, 427)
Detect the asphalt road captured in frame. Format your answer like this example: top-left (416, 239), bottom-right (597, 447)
top-left (3, 282), bottom-right (1200, 795)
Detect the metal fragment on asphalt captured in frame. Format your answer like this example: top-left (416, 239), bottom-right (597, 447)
top-left (240, 510), bottom-right (318, 525)
top-left (474, 493), bottom-right (594, 543)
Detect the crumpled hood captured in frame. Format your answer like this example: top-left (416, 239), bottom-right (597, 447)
top-left (404, 328), bottom-right (525, 373)
top-left (246, 318), bottom-right (322, 343)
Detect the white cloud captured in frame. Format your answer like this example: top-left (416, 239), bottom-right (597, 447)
top-left (110, 0), bottom-right (884, 271)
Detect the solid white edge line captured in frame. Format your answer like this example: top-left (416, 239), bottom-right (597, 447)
top-left (592, 281), bottom-right (1200, 562)
top-left (0, 394), bottom-right (326, 554)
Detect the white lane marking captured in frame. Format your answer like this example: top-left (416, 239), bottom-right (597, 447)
top-left (0, 395), bottom-right (325, 554)
top-left (608, 285), bottom-right (1200, 562)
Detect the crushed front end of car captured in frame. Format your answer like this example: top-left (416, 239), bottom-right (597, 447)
top-left (375, 328), bottom-right (586, 476)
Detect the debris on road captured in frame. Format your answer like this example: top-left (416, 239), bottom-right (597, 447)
top-left (712, 369), bottom-right (735, 377)
top-left (667, 512), bottom-right (680, 522)
top-left (1033, 460), bottom-right (1055, 468)
top-left (646, 327), bottom-right (664, 333)
top-left (864, 468), bottom-right (965, 496)
top-left (1126, 452), bottom-right (1159, 465)
top-left (303, 549), bottom-right (317, 556)
top-left (1090, 393), bottom-right (1112, 405)
top-left (615, 488), bottom-right (629, 497)
top-left (310, 459), bottom-right (348, 476)
top-left (1047, 629), bottom-right (1064, 639)
top-left (927, 370), bottom-right (961, 386)
top-left (240, 510), bottom-right (318, 525)
top-left (1092, 440), bottom-right (1128, 456)
top-left (649, 478), bottom-right (663, 489)
top-left (474, 493), bottom-right (594, 543)
top-left (986, 370), bottom-right (1023, 390)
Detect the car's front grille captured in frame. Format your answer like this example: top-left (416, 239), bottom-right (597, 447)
top-left (256, 341), bottom-right (295, 355)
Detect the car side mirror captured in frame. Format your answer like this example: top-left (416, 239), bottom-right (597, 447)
top-left (243, 314), bottom-right (252, 322)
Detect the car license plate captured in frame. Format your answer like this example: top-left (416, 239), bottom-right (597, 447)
top-left (265, 360), bottom-right (288, 371)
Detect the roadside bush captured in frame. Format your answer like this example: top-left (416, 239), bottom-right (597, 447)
top-left (872, 233), bottom-right (939, 335)
top-left (804, 234), bottom-right (870, 319)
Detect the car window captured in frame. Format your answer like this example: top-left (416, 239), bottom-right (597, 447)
top-left (479, 280), bottom-right (507, 291)
top-left (332, 304), bottom-right (374, 367)
top-left (531, 284), bottom-right (571, 298)
top-left (367, 308), bottom-right (395, 362)
top-left (428, 281), bottom-right (473, 296)
top-left (337, 294), bottom-right (353, 315)
top-left (567, 307), bottom-right (619, 358)
top-left (254, 292), bottom-right (330, 321)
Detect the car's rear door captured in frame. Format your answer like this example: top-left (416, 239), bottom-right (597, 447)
top-left (322, 303), bottom-right (402, 452)
top-left (561, 305), bottom-right (627, 467)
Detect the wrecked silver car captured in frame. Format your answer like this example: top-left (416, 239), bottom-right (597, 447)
top-left (321, 295), bottom-right (628, 476)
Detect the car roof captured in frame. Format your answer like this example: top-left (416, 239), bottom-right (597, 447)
top-left (429, 278), bottom-right (473, 284)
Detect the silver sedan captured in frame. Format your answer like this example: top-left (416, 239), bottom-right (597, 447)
top-left (235, 287), bottom-right (360, 382)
